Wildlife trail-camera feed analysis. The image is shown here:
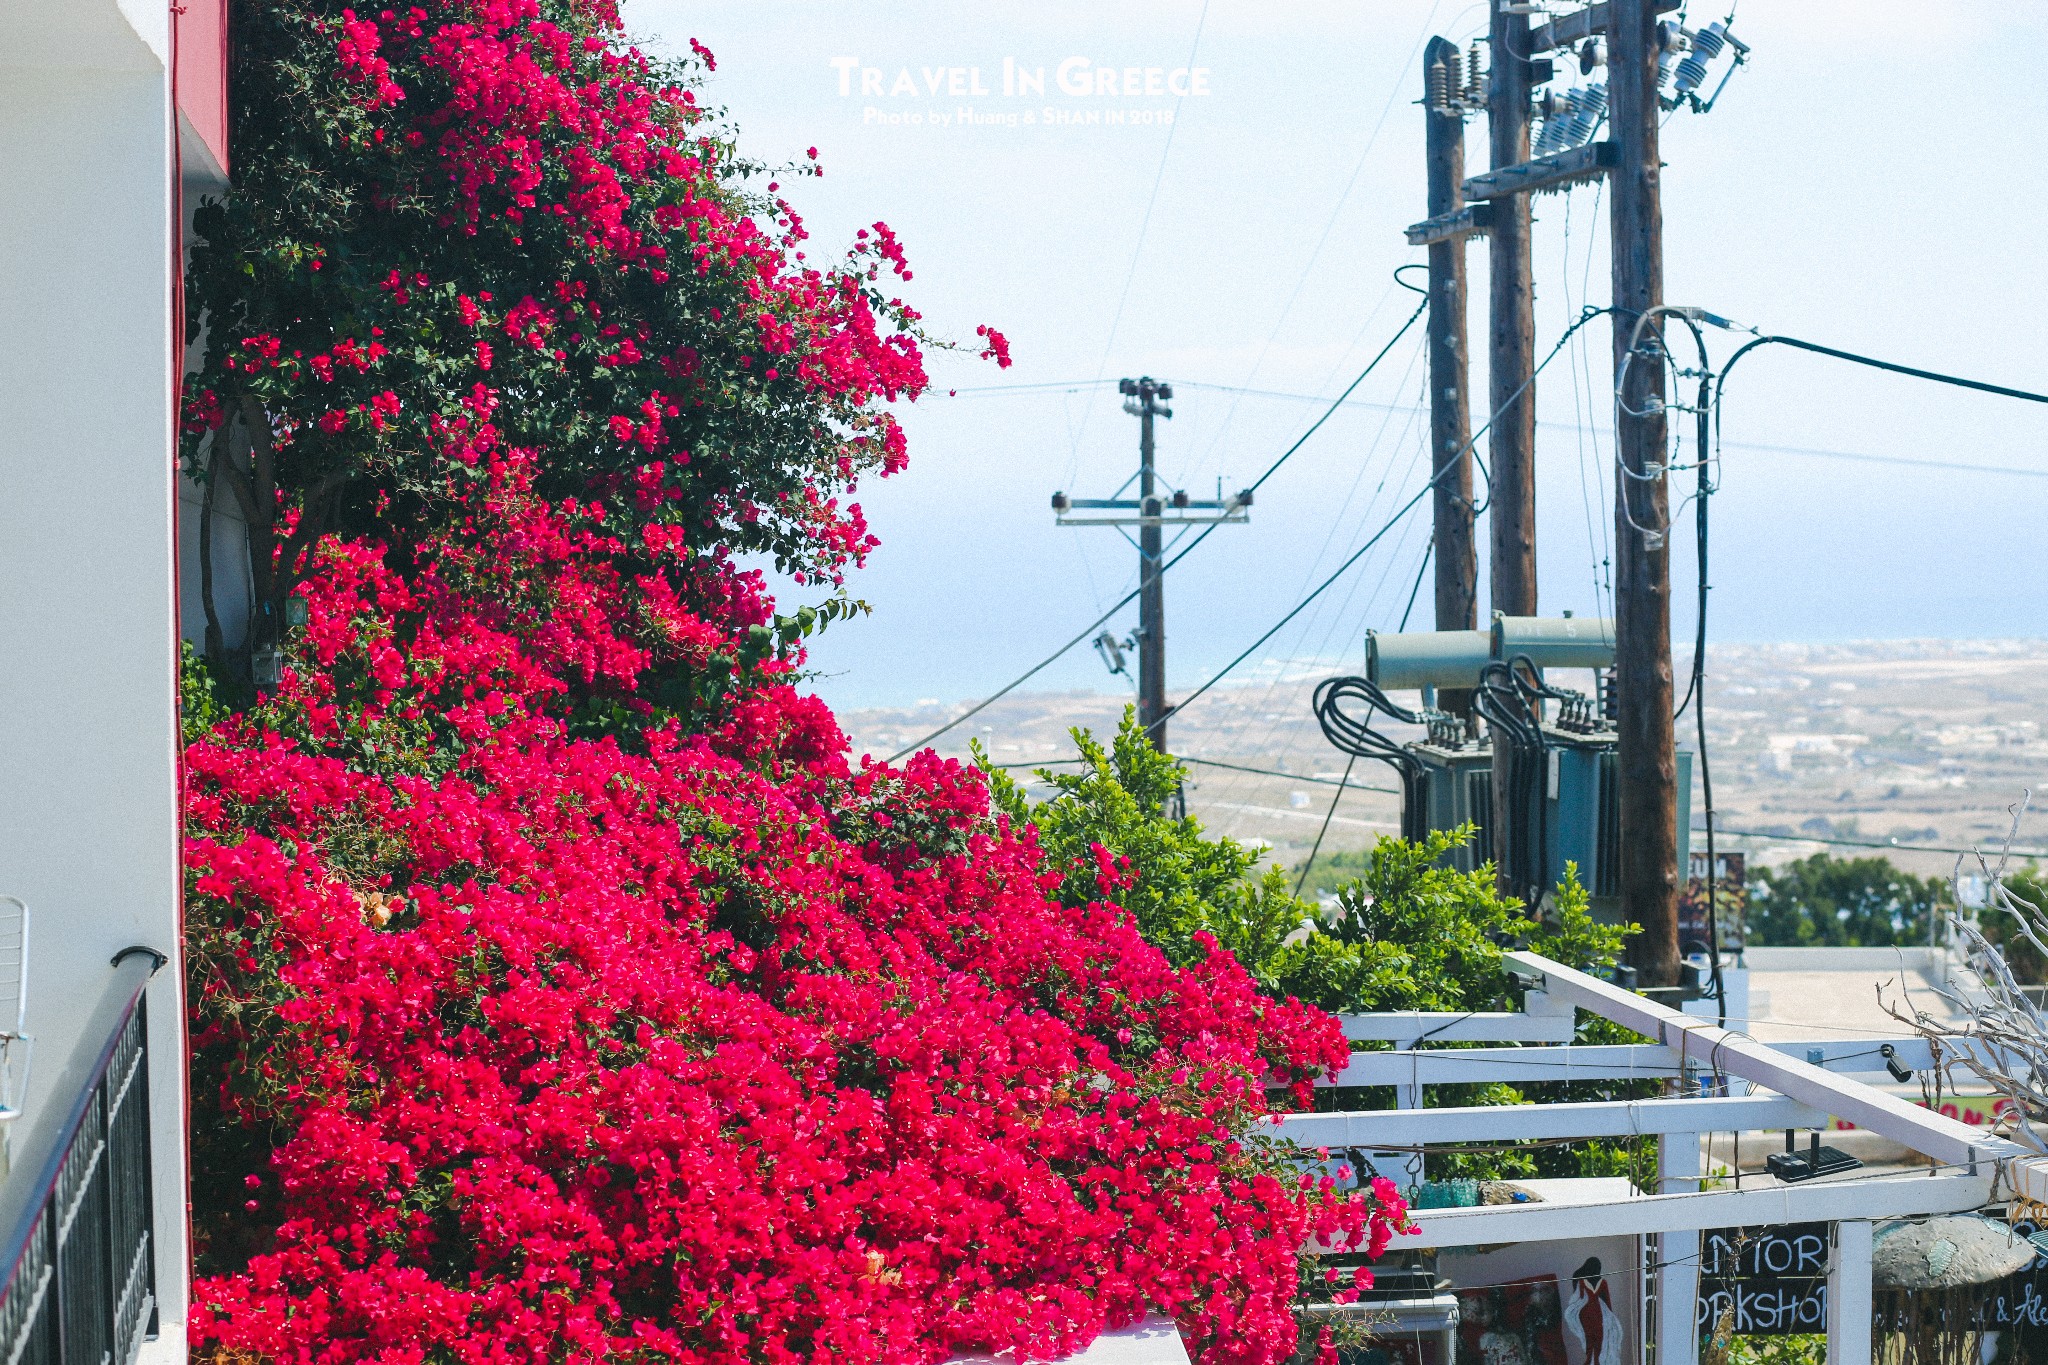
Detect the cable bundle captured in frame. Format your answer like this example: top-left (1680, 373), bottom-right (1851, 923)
top-left (1472, 659), bottom-right (1553, 902)
top-left (1312, 676), bottom-right (1431, 843)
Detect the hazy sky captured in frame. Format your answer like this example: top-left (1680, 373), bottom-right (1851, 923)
top-left (624, 1), bottom-right (2048, 714)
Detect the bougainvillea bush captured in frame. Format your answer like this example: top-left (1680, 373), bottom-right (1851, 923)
top-left (178, 2), bottom-right (1405, 1362)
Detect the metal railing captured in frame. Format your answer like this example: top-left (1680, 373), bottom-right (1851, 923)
top-left (0, 949), bottom-right (163, 1365)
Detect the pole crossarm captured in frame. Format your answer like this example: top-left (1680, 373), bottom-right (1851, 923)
top-left (1393, 1172), bottom-right (1994, 1250)
top-left (1054, 501), bottom-right (1250, 528)
top-left (1526, 0), bottom-right (1681, 53)
top-left (1270, 1094), bottom-right (1826, 1148)
top-left (1463, 140), bottom-right (1617, 201)
top-left (1405, 202), bottom-right (1494, 247)
top-left (1506, 951), bottom-right (2048, 1200)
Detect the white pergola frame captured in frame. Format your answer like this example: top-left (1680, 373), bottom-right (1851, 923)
top-left (1267, 952), bottom-right (2048, 1365)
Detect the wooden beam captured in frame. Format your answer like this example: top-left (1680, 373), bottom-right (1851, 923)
top-left (1338, 1003), bottom-right (1572, 1044)
top-left (1507, 951), bottom-right (2048, 1199)
top-left (1404, 201), bottom-right (1494, 248)
top-left (1610, 0), bottom-right (1682, 990)
top-left (1462, 139), bottom-right (1618, 201)
top-left (1656, 1133), bottom-right (1703, 1365)
top-left (1826, 1221), bottom-right (1873, 1365)
top-left (1527, 0), bottom-right (1682, 54)
top-left (1322, 1036), bottom-right (1952, 1087)
top-left (1397, 1172), bottom-right (1992, 1249)
top-left (1269, 1094), bottom-right (1824, 1147)
top-left (1326, 1042), bottom-right (1677, 1086)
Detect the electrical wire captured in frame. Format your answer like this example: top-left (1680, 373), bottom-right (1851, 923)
top-left (1163, 383), bottom-right (2048, 481)
top-left (885, 297), bottom-right (1432, 761)
top-left (1613, 304), bottom-right (1728, 1024)
top-left (1701, 825), bottom-right (2048, 861)
top-left (1158, 495), bottom-right (1433, 742)
top-left (1066, 0), bottom-right (1214, 481)
top-left (1145, 306), bottom-right (1615, 745)
top-left (1716, 333), bottom-right (2048, 415)
top-left (1200, 347), bottom-right (1433, 816)
top-left (1184, 4), bottom-right (1444, 476)
top-left (1294, 546), bottom-right (1434, 896)
top-left (936, 379), bottom-right (1117, 397)
top-left (989, 755), bottom-right (1400, 796)
top-left (1683, 319), bottom-right (2048, 1015)
top-left (1561, 180), bottom-right (1615, 619)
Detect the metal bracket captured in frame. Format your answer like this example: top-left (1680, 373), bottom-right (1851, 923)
top-left (111, 946), bottom-right (168, 974)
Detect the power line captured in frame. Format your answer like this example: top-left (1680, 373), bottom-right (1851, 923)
top-left (1197, 335), bottom-right (1433, 806)
top-left (1188, 2), bottom-right (1445, 473)
top-left (1156, 488), bottom-right (1429, 739)
top-left (1295, 545), bottom-right (1433, 895)
top-left (1148, 306), bottom-right (1614, 740)
top-left (940, 379), bottom-right (1115, 397)
top-left (988, 754), bottom-right (1398, 795)
top-left (1067, 0), bottom-right (1214, 479)
top-left (1708, 439), bottom-right (2048, 483)
top-left (1700, 824), bottom-right (2048, 862)
top-left (1165, 382), bottom-right (2048, 482)
top-left (885, 299), bottom-right (1430, 761)
top-left (1717, 332), bottom-right (2048, 411)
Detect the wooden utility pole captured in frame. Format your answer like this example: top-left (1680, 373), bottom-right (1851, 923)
top-left (1487, 0), bottom-right (1538, 621)
top-left (1608, 0), bottom-right (1680, 987)
top-left (1424, 37), bottom-right (1478, 707)
top-left (1053, 378), bottom-right (1247, 763)
top-left (1133, 377), bottom-right (1171, 753)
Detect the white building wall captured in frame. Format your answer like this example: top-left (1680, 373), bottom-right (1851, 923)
top-left (0, 1), bottom-right (191, 1354)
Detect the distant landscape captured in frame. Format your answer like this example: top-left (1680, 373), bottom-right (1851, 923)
top-left (838, 638), bottom-right (2048, 880)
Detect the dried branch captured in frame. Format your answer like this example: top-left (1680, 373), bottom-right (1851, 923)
top-left (1880, 791), bottom-right (2048, 1153)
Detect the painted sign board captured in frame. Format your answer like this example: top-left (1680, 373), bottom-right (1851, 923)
top-left (1697, 1223), bottom-right (1829, 1337)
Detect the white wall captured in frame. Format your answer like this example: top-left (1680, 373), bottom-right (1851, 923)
top-left (0, 0), bottom-right (190, 1350)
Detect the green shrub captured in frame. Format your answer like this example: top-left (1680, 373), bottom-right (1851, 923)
top-left (986, 710), bottom-right (1660, 1187)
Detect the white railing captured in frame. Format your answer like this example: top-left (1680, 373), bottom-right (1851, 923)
top-left (1267, 951), bottom-right (2048, 1365)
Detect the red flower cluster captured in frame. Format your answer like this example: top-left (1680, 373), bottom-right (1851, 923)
top-left (185, 0), bottom-right (936, 610)
top-left (185, 455), bottom-right (1403, 1362)
top-left (179, 4), bottom-right (1407, 1360)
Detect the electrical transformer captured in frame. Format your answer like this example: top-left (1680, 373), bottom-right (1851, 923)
top-left (1316, 615), bottom-right (1690, 921)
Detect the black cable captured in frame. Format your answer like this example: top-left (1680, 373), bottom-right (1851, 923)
top-left (1294, 546), bottom-right (1433, 897)
top-left (1717, 333), bottom-right (2048, 412)
top-left (915, 302), bottom-right (1612, 764)
top-left (1692, 361), bottom-right (1727, 1027)
top-left (1472, 657), bottom-right (1553, 899)
top-left (888, 296), bottom-right (1432, 762)
top-left (1617, 307), bottom-right (1729, 1025)
top-left (1294, 754), bottom-right (1358, 898)
top-left (1312, 675), bottom-right (1430, 841)
top-left (1695, 528), bottom-right (1727, 1018)
top-left (1171, 494), bottom-right (1435, 746)
top-left (1684, 321), bottom-right (2048, 1019)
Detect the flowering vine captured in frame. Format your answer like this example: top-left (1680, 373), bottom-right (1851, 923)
top-left (178, 3), bottom-right (1400, 1362)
